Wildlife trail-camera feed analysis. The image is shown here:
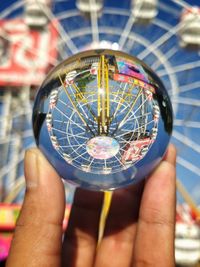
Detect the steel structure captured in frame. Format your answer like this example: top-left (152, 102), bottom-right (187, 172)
top-left (0, 0), bottom-right (200, 265)
top-left (0, 0), bottom-right (199, 203)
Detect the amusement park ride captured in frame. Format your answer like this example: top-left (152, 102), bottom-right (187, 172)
top-left (32, 49), bottom-right (172, 190)
top-left (0, 0), bottom-right (200, 265)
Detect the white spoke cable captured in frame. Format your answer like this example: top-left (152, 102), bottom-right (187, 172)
top-left (118, 1), bottom-right (143, 49)
top-left (171, 0), bottom-right (192, 10)
top-left (138, 0), bottom-right (200, 61)
top-left (35, 0), bottom-right (78, 55)
top-left (179, 81), bottom-right (200, 93)
top-left (0, 149), bottom-right (25, 180)
top-left (54, 106), bottom-right (85, 131)
top-left (151, 47), bottom-right (178, 71)
top-left (158, 2), bottom-right (180, 17)
top-left (157, 60), bottom-right (200, 77)
top-left (0, 131), bottom-right (34, 144)
top-left (174, 120), bottom-right (200, 128)
top-left (90, 0), bottom-right (99, 43)
top-left (0, 0), bottom-right (25, 19)
top-left (137, 23), bottom-right (183, 60)
top-left (171, 97), bottom-right (200, 107)
top-left (177, 156), bottom-right (200, 177)
top-left (3, 176), bottom-right (25, 203)
top-left (173, 130), bottom-right (200, 154)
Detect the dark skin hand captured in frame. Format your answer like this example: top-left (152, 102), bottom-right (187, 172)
top-left (6, 144), bottom-right (176, 267)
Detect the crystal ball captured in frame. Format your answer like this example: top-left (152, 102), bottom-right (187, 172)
top-left (33, 49), bottom-right (173, 191)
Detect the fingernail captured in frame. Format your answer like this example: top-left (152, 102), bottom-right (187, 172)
top-left (24, 149), bottom-right (39, 189)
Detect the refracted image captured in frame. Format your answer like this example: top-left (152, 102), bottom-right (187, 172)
top-left (33, 49), bottom-right (172, 190)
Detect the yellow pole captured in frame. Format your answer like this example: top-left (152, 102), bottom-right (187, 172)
top-left (176, 179), bottom-right (200, 220)
top-left (97, 191), bottom-right (113, 247)
top-left (71, 83), bottom-right (85, 101)
top-left (105, 58), bottom-right (110, 119)
top-left (58, 74), bottom-right (88, 127)
top-left (101, 55), bottom-right (106, 128)
top-left (97, 59), bottom-right (101, 118)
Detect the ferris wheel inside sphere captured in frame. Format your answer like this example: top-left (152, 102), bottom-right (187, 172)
top-left (33, 49), bottom-right (172, 190)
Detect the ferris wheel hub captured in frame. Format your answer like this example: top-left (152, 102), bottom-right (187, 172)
top-left (86, 136), bottom-right (120, 160)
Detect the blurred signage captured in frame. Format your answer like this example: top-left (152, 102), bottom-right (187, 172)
top-left (0, 204), bottom-right (71, 231)
top-left (0, 232), bottom-right (12, 261)
top-left (0, 19), bottom-right (58, 86)
top-left (0, 203), bottom-right (71, 261)
top-left (0, 204), bottom-right (20, 231)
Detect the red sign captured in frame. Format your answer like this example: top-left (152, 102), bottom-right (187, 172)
top-left (122, 138), bottom-right (153, 163)
top-left (0, 19), bottom-right (58, 86)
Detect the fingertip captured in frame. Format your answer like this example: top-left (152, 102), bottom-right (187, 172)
top-left (146, 160), bottom-right (176, 195)
top-left (24, 148), bottom-right (39, 189)
top-left (24, 147), bottom-right (45, 169)
top-left (25, 147), bottom-right (64, 189)
top-left (25, 147), bottom-right (39, 158)
top-left (145, 156), bottom-right (177, 203)
top-left (23, 147), bottom-right (65, 224)
top-left (163, 143), bottom-right (177, 166)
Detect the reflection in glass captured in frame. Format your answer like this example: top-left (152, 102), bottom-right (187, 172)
top-left (33, 49), bottom-right (173, 190)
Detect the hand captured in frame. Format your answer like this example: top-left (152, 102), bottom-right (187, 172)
top-left (6, 144), bottom-right (176, 267)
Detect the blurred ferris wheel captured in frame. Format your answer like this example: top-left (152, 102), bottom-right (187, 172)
top-left (0, 0), bottom-right (200, 204)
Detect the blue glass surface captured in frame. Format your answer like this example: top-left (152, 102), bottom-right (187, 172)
top-left (33, 49), bottom-right (173, 190)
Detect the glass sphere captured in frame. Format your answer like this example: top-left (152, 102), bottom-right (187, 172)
top-left (33, 49), bottom-right (173, 191)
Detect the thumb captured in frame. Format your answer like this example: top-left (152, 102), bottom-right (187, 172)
top-left (6, 148), bottom-right (66, 267)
